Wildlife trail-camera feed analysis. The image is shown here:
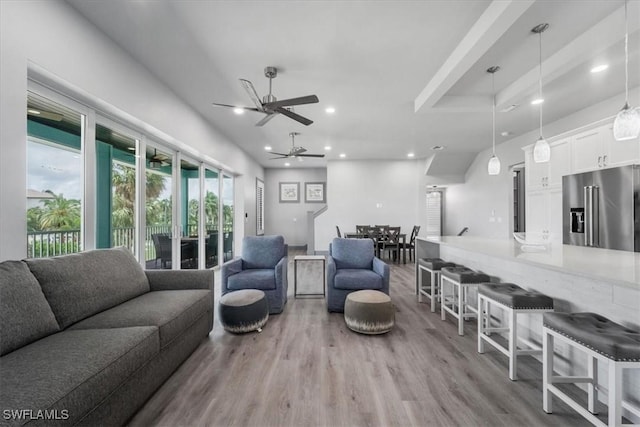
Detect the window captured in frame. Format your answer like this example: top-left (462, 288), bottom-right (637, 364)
top-left (223, 173), bottom-right (234, 261)
top-left (204, 168), bottom-right (220, 267)
top-left (425, 190), bottom-right (443, 237)
top-left (256, 178), bottom-right (265, 235)
top-left (146, 145), bottom-right (173, 269)
top-left (26, 92), bottom-right (84, 258)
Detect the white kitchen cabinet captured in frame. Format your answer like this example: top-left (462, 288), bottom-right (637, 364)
top-left (571, 123), bottom-right (639, 173)
top-left (524, 138), bottom-right (571, 191)
top-left (525, 188), bottom-right (562, 241)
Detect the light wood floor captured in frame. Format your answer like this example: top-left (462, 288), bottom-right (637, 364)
top-left (129, 250), bottom-right (590, 426)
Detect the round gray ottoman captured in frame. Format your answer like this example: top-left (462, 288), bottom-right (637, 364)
top-left (344, 290), bottom-right (395, 334)
top-left (219, 289), bottom-right (269, 333)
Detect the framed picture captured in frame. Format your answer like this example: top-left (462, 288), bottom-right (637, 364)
top-left (305, 182), bottom-right (326, 203)
top-left (279, 182), bottom-right (299, 203)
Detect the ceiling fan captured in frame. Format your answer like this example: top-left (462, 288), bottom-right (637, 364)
top-left (149, 149), bottom-right (170, 168)
top-left (212, 66), bottom-right (319, 126)
top-left (269, 132), bottom-right (325, 160)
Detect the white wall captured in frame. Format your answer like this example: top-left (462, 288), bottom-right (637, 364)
top-left (444, 86), bottom-right (640, 238)
top-left (264, 168), bottom-right (327, 247)
top-left (315, 160), bottom-right (422, 252)
top-left (0, 0), bottom-right (264, 261)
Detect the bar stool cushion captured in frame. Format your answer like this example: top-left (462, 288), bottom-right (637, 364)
top-left (543, 312), bottom-right (640, 361)
top-left (478, 283), bottom-right (554, 310)
top-left (441, 267), bottom-right (489, 283)
top-left (418, 258), bottom-right (456, 271)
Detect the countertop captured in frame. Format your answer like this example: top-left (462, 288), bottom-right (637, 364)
top-left (417, 236), bottom-right (640, 289)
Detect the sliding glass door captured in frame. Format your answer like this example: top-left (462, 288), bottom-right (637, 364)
top-left (145, 144), bottom-right (174, 269)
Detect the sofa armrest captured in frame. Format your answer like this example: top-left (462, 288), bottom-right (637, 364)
top-left (372, 257), bottom-right (390, 294)
top-left (145, 269), bottom-right (214, 292)
top-left (221, 257), bottom-right (243, 293)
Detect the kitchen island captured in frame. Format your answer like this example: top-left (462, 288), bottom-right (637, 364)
top-left (416, 235), bottom-right (640, 326)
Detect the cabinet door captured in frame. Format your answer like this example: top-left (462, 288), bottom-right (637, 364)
top-left (572, 128), bottom-right (603, 173)
top-left (525, 148), bottom-right (547, 191)
top-left (548, 139), bottom-right (571, 188)
top-left (526, 190), bottom-right (548, 234)
top-left (546, 188), bottom-right (563, 242)
top-left (602, 123), bottom-right (640, 167)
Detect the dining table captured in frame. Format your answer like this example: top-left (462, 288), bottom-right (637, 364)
top-left (343, 231), bottom-right (407, 264)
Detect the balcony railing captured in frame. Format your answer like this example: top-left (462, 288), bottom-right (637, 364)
top-left (27, 223), bottom-right (233, 260)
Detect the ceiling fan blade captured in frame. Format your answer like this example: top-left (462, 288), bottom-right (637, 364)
top-left (275, 107), bottom-right (313, 126)
top-left (268, 151), bottom-right (289, 157)
top-left (211, 102), bottom-right (260, 112)
top-left (264, 95), bottom-right (319, 109)
top-left (239, 79), bottom-right (264, 111)
top-left (255, 113), bottom-right (277, 127)
top-left (269, 156), bottom-right (289, 160)
top-left (298, 154), bottom-right (325, 158)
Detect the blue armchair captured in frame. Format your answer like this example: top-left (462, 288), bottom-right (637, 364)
top-left (327, 238), bottom-right (390, 312)
top-left (221, 235), bottom-right (288, 314)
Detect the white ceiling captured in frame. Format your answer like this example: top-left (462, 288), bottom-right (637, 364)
top-left (66, 0), bottom-right (639, 169)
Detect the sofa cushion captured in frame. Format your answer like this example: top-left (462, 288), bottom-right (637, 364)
top-left (69, 290), bottom-right (211, 349)
top-left (0, 327), bottom-right (158, 425)
top-left (227, 269), bottom-right (276, 291)
top-left (334, 269), bottom-right (383, 290)
top-left (26, 247), bottom-right (150, 329)
top-left (241, 235), bottom-right (285, 269)
top-left (331, 238), bottom-right (374, 270)
top-left (0, 261), bottom-right (60, 356)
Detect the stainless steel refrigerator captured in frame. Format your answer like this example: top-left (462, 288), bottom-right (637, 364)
top-left (562, 164), bottom-right (640, 252)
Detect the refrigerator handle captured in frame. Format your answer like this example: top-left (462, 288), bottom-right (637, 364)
top-left (584, 186), bottom-right (600, 247)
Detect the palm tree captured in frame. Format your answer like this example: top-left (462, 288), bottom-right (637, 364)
top-left (112, 163), bottom-right (167, 228)
top-left (39, 193), bottom-right (80, 230)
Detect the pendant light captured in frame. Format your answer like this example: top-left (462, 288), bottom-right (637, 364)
top-left (613, 0), bottom-right (640, 141)
top-left (487, 66), bottom-right (501, 175)
top-left (532, 23), bottom-right (550, 163)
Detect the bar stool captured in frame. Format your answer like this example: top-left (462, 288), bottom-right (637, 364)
top-left (417, 258), bottom-right (456, 312)
top-left (543, 312), bottom-right (640, 427)
top-left (440, 266), bottom-right (489, 336)
top-left (477, 283), bottom-right (554, 380)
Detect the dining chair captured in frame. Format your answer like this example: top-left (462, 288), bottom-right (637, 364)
top-left (382, 226), bottom-right (401, 262)
top-left (406, 225), bottom-right (421, 261)
top-left (336, 225), bottom-right (342, 238)
top-left (355, 225), bottom-right (369, 235)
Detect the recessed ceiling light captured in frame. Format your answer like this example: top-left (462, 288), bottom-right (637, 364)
top-left (407, 153), bottom-right (415, 158)
top-left (127, 147), bottom-right (136, 151)
top-left (264, 146), bottom-right (272, 151)
top-left (27, 109), bottom-right (41, 115)
top-left (284, 162), bottom-right (290, 167)
top-left (339, 153), bottom-right (346, 158)
top-left (531, 98), bottom-right (544, 105)
top-left (590, 64), bottom-right (609, 73)
top-left (325, 107), bottom-right (336, 114)
top-left (233, 108), bottom-right (245, 115)
top-left (324, 146), bottom-right (332, 151)
top-left (501, 131), bottom-right (512, 137)
top-left (431, 145), bottom-right (445, 151)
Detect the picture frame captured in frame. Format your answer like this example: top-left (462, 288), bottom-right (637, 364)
top-left (279, 181), bottom-right (300, 203)
top-left (304, 182), bottom-right (326, 203)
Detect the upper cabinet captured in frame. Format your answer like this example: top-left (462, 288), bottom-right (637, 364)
top-left (571, 123), bottom-right (639, 173)
top-left (524, 138), bottom-right (571, 191)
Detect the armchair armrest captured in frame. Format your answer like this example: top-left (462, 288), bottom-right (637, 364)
top-left (145, 269), bottom-right (214, 292)
top-left (221, 257), bottom-right (243, 293)
top-left (275, 256), bottom-right (288, 295)
top-left (372, 257), bottom-right (390, 294)
top-left (326, 256), bottom-right (336, 288)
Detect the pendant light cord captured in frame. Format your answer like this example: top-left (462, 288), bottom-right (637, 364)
top-left (624, 0), bottom-right (629, 105)
top-left (539, 30), bottom-right (544, 138)
top-left (492, 72), bottom-right (496, 155)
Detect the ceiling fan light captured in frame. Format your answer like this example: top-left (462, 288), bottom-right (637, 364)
top-left (533, 137), bottom-right (551, 163)
top-left (149, 159), bottom-right (163, 169)
top-left (613, 103), bottom-right (640, 141)
top-left (488, 155), bottom-right (501, 175)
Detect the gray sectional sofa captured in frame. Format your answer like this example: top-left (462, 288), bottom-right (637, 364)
top-left (0, 247), bottom-right (214, 426)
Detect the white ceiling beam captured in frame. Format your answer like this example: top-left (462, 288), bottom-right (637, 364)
top-left (414, 0), bottom-right (535, 113)
top-left (496, 2), bottom-right (640, 108)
